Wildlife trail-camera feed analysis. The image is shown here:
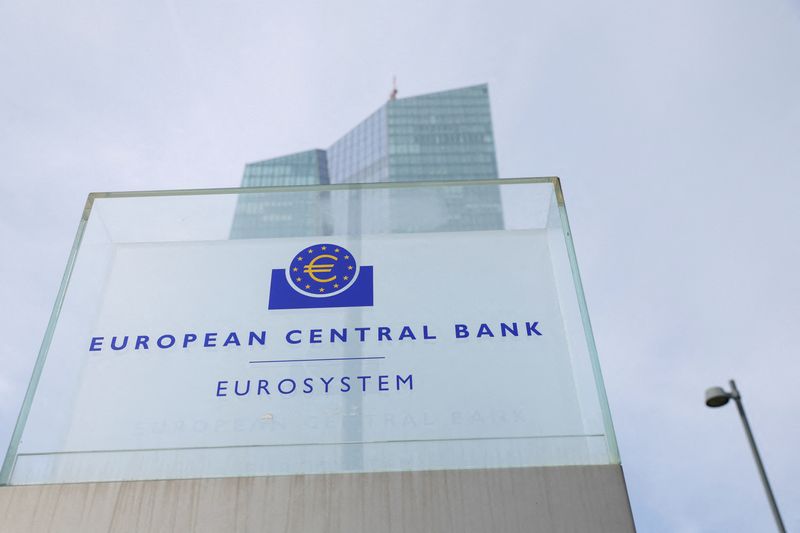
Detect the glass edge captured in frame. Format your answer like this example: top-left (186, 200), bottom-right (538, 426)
top-left (0, 195), bottom-right (94, 485)
top-left (86, 176), bottom-right (560, 201)
top-left (553, 180), bottom-right (621, 464)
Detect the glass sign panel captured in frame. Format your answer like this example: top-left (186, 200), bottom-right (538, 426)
top-left (2, 178), bottom-right (619, 485)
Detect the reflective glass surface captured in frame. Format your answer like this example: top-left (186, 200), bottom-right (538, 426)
top-left (232, 150), bottom-right (330, 238)
top-left (239, 85), bottom-right (502, 237)
top-left (2, 178), bottom-right (619, 485)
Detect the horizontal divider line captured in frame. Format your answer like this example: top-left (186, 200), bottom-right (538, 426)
top-left (249, 356), bottom-right (386, 364)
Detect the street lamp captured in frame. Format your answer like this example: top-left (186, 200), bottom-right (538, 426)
top-left (705, 380), bottom-right (786, 533)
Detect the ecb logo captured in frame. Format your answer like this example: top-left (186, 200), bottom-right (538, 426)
top-left (268, 243), bottom-right (374, 310)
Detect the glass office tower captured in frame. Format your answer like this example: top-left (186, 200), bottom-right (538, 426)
top-left (230, 149), bottom-right (330, 238)
top-left (232, 84), bottom-right (502, 236)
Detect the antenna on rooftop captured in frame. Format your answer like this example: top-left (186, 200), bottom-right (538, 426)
top-left (389, 76), bottom-right (398, 101)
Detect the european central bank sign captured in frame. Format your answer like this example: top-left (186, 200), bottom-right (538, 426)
top-left (78, 232), bottom-right (563, 414)
top-left (7, 182), bottom-right (614, 485)
top-left (87, 240), bottom-right (543, 402)
top-left (20, 226), bottom-right (597, 481)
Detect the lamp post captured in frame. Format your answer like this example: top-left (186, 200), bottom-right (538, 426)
top-left (705, 380), bottom-right (786, 533)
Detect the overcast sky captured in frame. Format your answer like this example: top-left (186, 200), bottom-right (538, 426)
top-left (1, 1), bottom-right (799, 530)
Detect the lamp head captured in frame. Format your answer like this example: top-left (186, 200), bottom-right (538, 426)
top-left (705, 386), bottom-right (731, 408)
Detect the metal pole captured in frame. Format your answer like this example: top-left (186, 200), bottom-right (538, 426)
top-left (729, 380), bottom-right (786, 533)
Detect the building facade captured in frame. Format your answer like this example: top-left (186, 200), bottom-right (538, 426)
top-left (229, 149), bottom-right (331, 238)
top-left (231, 84), bottom-right (502, 237)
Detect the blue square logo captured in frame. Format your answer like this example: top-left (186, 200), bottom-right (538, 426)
top-left (268, 243), bottom-right (374, 310)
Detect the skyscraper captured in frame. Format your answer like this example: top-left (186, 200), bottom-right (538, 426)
top-left (229, 149), bottom-right (331, 238)
top-left (231, 83), bottom-right (502, 237)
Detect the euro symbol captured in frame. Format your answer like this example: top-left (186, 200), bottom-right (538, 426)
top-left (303, 254), bottom-right (338, 283)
